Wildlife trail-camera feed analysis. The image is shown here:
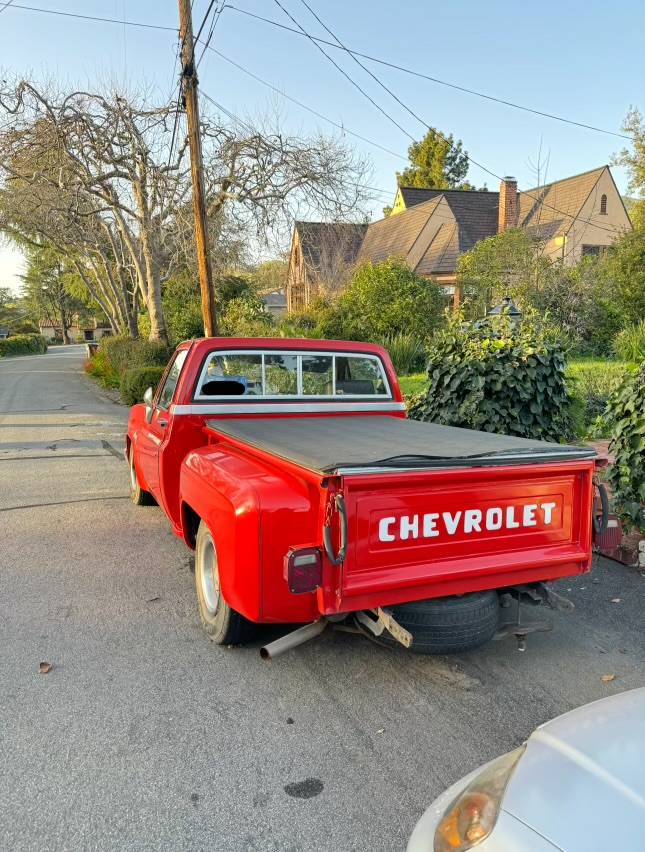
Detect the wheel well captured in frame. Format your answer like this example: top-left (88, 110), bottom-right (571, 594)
top-left (181, 502), bottom-right (201, 549)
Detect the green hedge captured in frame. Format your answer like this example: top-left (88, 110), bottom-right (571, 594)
top-left (98, 335), bottom-right (172, 378)
top-left (606, 364), bottom-right (645, 531)
top-left (0, 334), bottom-right (47, 357)
top-left (120, 366), bottom-right (166, 406)
top-left (409, 314), bottom-right (572, 442)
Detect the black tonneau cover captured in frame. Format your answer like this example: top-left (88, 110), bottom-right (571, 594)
top-left (205, 416), bottom-right (595, 475)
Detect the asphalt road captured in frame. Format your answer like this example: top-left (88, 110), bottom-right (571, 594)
top-left (1, 345), bottom-right (644, 852)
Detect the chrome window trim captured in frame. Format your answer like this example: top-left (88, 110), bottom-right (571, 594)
top-left (172, 401), bottom-right (406, 415)
top-left (193, 348), bottom-right (391, 401)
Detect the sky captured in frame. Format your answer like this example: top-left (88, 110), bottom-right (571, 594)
top-left (0, 0), bottom-right (643, 293)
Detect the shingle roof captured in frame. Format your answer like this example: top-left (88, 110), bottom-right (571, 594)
top-left (518, 166), bottom-right (605, 237)
top-left (358, 197), bottom-right (442, 264)
top-left (399, 186), bottom-right (499, 211)
top-left (295, 221), bottom-right (367, 277)
top-left (415, 222), bottom-right (461, 275)
top-left (293, 167), bottom-right (615, 284)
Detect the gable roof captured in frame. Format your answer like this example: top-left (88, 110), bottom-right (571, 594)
top-left (294, 221), bottom-right (367, 277)
top-left (360, 190), bottom-right (499, 272)
top-left (518, 166), bottom-right (606, 238)
top-left (358, 196), bottom-right (443, 264)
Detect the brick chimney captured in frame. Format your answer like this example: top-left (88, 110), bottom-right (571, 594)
top-left (498, 176), bottom-right (518, 232)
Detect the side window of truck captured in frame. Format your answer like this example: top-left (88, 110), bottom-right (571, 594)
top-left (194, 351), bottom-right (390, 399)
top-left (157, 350), bottom-right (188, 410)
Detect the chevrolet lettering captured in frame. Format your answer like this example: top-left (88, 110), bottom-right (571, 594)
top-left (378, 502), bottom-right (558, 543)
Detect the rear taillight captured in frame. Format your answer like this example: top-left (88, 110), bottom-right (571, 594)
top-left (284, 547), bottom-right (322, 594)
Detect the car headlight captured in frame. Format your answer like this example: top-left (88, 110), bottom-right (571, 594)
top-left (434, 746), bottom-right (525, 852)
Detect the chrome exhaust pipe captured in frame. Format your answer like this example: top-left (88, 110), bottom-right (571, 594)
top-left (260, 619), bottom-right (328, 660)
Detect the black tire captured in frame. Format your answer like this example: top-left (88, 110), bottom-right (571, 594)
top-left (382, 591), bottom-right (500, 654)
top-left (194, 521), bottom-right (256, 645)
top-left (128, 448), bottom-right (155, 506)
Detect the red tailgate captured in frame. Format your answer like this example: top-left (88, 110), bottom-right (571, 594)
top-left (320, 461), bottom-right (594, 615)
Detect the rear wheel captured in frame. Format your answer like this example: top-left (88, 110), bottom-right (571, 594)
top-left (128, 447), bottom-right (155, 506)
top-left (382, 591), bottom-right (500, 654)
top-left (194, 522), bottom-right (256, 645)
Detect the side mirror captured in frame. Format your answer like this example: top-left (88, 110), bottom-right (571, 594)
top-left (143, 386), bottom-right (154, 423)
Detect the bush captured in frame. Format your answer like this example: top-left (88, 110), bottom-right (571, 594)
top-left (614, 320), bottom-right (645, 362)
top-left (566, 360), bottom-right (629, 436)
top-left (335, 258), bottom-right (446, 342)
top-left (121, 366), bottom-right (166, 406)
top-left (98, 335), bottom-right (172, 379)
top-left (84, 351), bottom-right (120, 388)
top-left (220, 294), bottom-right (274, 337)
top-left (382, 332), bottom-right (425, 375)
top-left (409, 312), bottom-right (573, 442)
top-left (0, 333), bottom-right (47, 357)
top-left (605, 364), bottom-right (645, 530)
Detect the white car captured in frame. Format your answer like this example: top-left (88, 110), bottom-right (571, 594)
top-left (408, 688), bottom-right (645, 852)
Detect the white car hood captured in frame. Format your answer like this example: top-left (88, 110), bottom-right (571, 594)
top-left (502, 688), bottom-right (645, 851)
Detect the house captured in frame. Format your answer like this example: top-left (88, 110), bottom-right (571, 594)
top-left (0, 327), bottom-right (9, 339)
top-left (261, 289), bottom-right (288, 319)
top-left (39, 316), bottom-right (112, 343)
top-left (287, 221), bottom-right (368, 311)
top-left (286, 166), bottom-right (632, 309)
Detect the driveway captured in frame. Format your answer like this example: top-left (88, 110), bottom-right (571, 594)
top-left (1, 345), bottom-right (644, 851)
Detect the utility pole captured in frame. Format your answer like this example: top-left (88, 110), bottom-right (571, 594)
top-left (177, 0), bottom-right (218, 336)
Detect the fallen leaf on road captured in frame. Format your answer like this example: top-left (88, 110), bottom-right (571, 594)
top-left (601, 674), bottom-right (616, 683)
top-left (376, 728), bottom-right (385, 734)
top-left (611, 598), bottom-right (621, 603)
top-left (39, 662), bottom-right (53, 674)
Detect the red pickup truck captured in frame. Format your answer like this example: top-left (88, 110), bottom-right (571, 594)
top-left (126, 337), bottom-right (601, 658)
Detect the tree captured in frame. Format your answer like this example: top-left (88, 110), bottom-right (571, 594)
top-left (598, 228), bottom-right (645, 325)
top-left (457, 229), bottom-right (551, 317)
top-left (335, 258), bottom-right (446, 342)
top-left (0, 79), bottom-right (371, 343)
top-left (613, 107), bottom-right (645, 228)
top-left (397, 128), bottom-right (472, 191)
top-left (21, 245), bottom-right (89, 343)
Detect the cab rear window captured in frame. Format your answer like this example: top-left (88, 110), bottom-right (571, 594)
top-left (194, 351), bottom-right (390, 400)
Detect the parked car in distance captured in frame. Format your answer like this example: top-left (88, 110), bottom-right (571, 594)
top-left (407, 687), bottom-right (645, 852)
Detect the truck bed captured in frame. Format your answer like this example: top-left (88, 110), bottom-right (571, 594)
top-left (205, 416), bottom-right (595, 474)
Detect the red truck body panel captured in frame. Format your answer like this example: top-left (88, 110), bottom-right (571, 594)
top-left (127, 337), bottom-right (598, 627)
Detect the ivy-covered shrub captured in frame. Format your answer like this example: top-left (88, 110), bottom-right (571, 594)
top-left (0, 333), bottom-right (47, 357)
top-left (98, 335), bottom-right (172, 379)
top-left (605, 364), bottom-right (645, 530)
top-left (409, 313), bottom-right (573, 441)
top-left (121, 366), bottom-right (166, 406)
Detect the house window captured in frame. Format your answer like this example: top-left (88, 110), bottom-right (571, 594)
top-left (600, 194), bottom-right (607, 215)
top-left (581, 245), bottom-right (608, 257)
top-left (294, 245), bottom-right (300, 266)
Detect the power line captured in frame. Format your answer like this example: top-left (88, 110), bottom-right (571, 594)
top-left (207, 46), bottom-right (407, 162)
top-left (227, 5), bottom-right (633, 142)
top-left (6, 3), bottom-right (176, 31)
top-left (199, 89), bottom-right (405, 203)
top-left (0, 0), bottom-right (17, 14)
top-left (272, 0), bottom-right (415, 142)
top-left (261, 2), bottom-right (623, 235)
top-left (194, 0), bottom-right (217, 44)
top-left (197, 3), bottom-right (225, 69)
